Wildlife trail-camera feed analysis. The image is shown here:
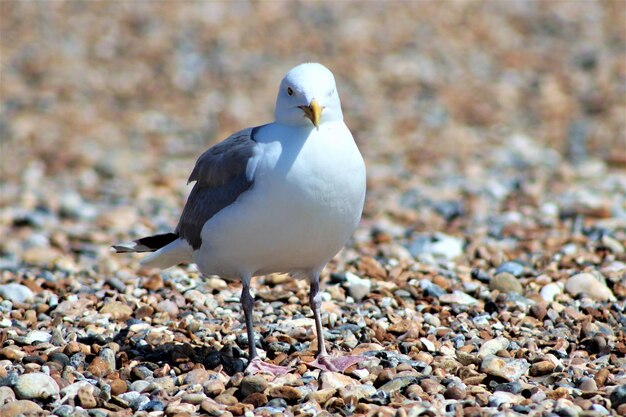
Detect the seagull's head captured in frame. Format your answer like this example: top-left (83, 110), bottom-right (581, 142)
top-left (275, 63), bottom-right (343, 129)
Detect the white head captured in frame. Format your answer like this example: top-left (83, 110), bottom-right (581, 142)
top-left (275, 63), bottom-right (343, 129)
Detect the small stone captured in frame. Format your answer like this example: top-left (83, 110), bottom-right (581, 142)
top-left (239, 375), bottom-right (268, 397)
top-left (479, 337), bottom-right (510, 358)
top-left (87, 357), bottom-right (111, 377)
top-left (99, 348), bottom-right (116, 373)
top-left (203, 380), bottom-right (225, 397)
top-left (338, 384), bottom-right (376, 400)
top-left (578, 377), bottom-right (597, 392)
top-left (481, 355), bottom-right (530, 381)
top-left (100, 302), bottom-right (133, 320)
top-left (496, 261), bottom-right (525, 277)
top-left (565, 273), bottom-right (615, 301)
top-left (0, 386), bottom-right (16, 405)
top-left (610, 385), bottom-right (626, 409)
top-left (77, 385), bottom-right (98, 408)
top-left (530, 360), bottom-right (556, 376)
top-left (181, 393), bottom-right (207, 405)
top-left (344, 272), bottom-right (371, 301)
top-left (184, 368), bottom-right (209, 385)
top-left (529, 303), bottom-right (547, 321)
top-left (307, 388), bottom-right (336, 404)
top-left (444, 385), bottom-right (466, 400)
top-left (439, 291), bottom-right (478, 305)
top-left (490, 272), bottom-right (523, 294)
top-left (595, 368), bottom-right (609, 387)
top-left (165, 402), bottom-right (196, 415)
top-left (420, 378), bottom-right (442, 395)
top-left (215, 394), bottom-right (238, 406)
top-left (242, 392), bottom-right (268, 407)
top-left (110, 379), bottom-right (127, 395)
top-left (156, 299), bottom-right (179, 317)
top-left (14, 372), bottom-right (60, 399)
top-left (0, 346), bottom-right (26, 361)
top-left (142, 274), bottom-right (164, 291)
top-left (0, 284), bottom-right (34, 304)
top-left (320, 372), bottom-right (357, 390)
top-left (0, 400), bottom-right (44, 417)
top-left (540, 283), bottom-right (562, 302)
top-left (23, 330), bottom-right (51, 344)
top-left (378, 376), bottom-right (417, 394)
top-left (130, 380), bottom-right (150, 393)
top-left (268, 385), bottom-right (302, 401)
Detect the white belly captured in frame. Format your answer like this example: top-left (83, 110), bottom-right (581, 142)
top-left (194, 123), bottom-right (365, 278)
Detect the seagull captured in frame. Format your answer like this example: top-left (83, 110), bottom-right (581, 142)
top-left (114, 63), bottom-right (367, 375)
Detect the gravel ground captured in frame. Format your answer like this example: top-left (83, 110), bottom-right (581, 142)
top-left (1, 2), bottom-right (625, 417)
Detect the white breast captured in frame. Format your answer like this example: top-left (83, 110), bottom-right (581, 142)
top-left (195, 122), bottom-right (365, 278)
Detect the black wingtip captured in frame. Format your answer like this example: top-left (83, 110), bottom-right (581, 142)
top-left (113, 233), bottom-right (179, 254)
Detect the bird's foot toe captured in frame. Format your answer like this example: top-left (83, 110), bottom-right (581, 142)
top-left (246, 357), bottom-right (292, 375)
top-left (306, 354), bottom-right (366, 372)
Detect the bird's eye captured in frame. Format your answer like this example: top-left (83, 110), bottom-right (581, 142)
top-left (287, 87), bottom-right (294, 96)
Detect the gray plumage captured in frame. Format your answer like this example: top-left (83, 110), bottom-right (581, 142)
top-left (176, 127), bottom-right (259, 249)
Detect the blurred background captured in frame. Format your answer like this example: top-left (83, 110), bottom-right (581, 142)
top-left (1, 1), bottom-right (625, 268)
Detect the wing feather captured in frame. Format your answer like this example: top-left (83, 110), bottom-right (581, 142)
top-left (176, 127), bottom-right (261, 249)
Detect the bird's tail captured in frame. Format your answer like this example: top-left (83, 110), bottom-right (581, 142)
top-left (112, 233), bottom-right (193, 269)
top-left (112, 233), bottom-right (179, 253)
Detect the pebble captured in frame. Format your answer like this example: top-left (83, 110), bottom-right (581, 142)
top-left (610, 385), bottom-right (626, 410)
top-left (100, 302), bottom-right (133, 320)
top-left (540, 283), bottom-right (562, 302)
top-left (439, 291), bottom-right (478, 305)
top-left (496, 261), bottom-right (525, 277)
top-left (239, 375), bottom-right (268, 397)
top-left (23, 330), bottom-right (51, 345)
top-left (268, 385), bottom-right (302, 401)
top-left (0, 386), bottom-right (16, 405)
top-left (481, 356), bottom-right (530, 381)
top-left (0, 400), bottom-right (44, 417)
top-left (320, 372), bottom-right (358, 390)
top-left (344, 272), bottom-right (371, 301)
top-left (564, 273), bottom-right (616, 301)
top-left (478, 337), bottom-right (510, 358)
top-left (14, 372), bottom-right (60, 399)
top-left (0, 284), bottom-right (34, 304)
top-left (489, 272), bottom-right (523, 294)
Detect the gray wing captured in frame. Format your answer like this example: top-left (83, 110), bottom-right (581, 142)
top-left (176, 127), bottom-right (260, 249)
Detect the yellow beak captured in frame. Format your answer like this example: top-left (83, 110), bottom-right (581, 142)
top-left (299, 99), bottom-right (322, 129)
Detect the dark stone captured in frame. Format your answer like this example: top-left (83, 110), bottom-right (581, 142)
top-left (610, 385), bottom-right (626, 409)
top-left (22, 355), bottom-right (45, 365)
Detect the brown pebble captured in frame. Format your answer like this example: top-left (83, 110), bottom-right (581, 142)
top-left (109, 378), bottom-right (127, 395)
top-left (307, 388), bottom-right (336, 404)
top-left (215, 394), bottom-right (238, 406)
top-left (375, 369), bottom-right (396, 386)
top-left (530, 360), bottom-right (555, 376)
top-left (464, 406), bottom-right (482, 417)
top-left (594, 368), bottom-right (609, 387)
top-left (444, 385), bottom-right (466, 400)
top-left (87, 357), bottom-right (110, 378)
top-left (142, 274), bottom-right (164, 291)
top-left (200, 400), bottom-right (220, 414)
top-left (547, 387), bottom-right (569, 399)
top-left (529, 303), bottom-right (547, 321)
top-left (420, 378), bottom-right (441, 395)
top-left (618, 404), bottom-right (626, 416)
top-left (242, 392), bottom-right (267, 407)
top-left (268, 385), bottom-right (302, 401)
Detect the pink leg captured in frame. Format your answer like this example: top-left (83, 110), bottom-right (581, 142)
top-left (305, 272), bottom-right (366, 372)
top-left (241, 278), bottom-right (292, 375)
